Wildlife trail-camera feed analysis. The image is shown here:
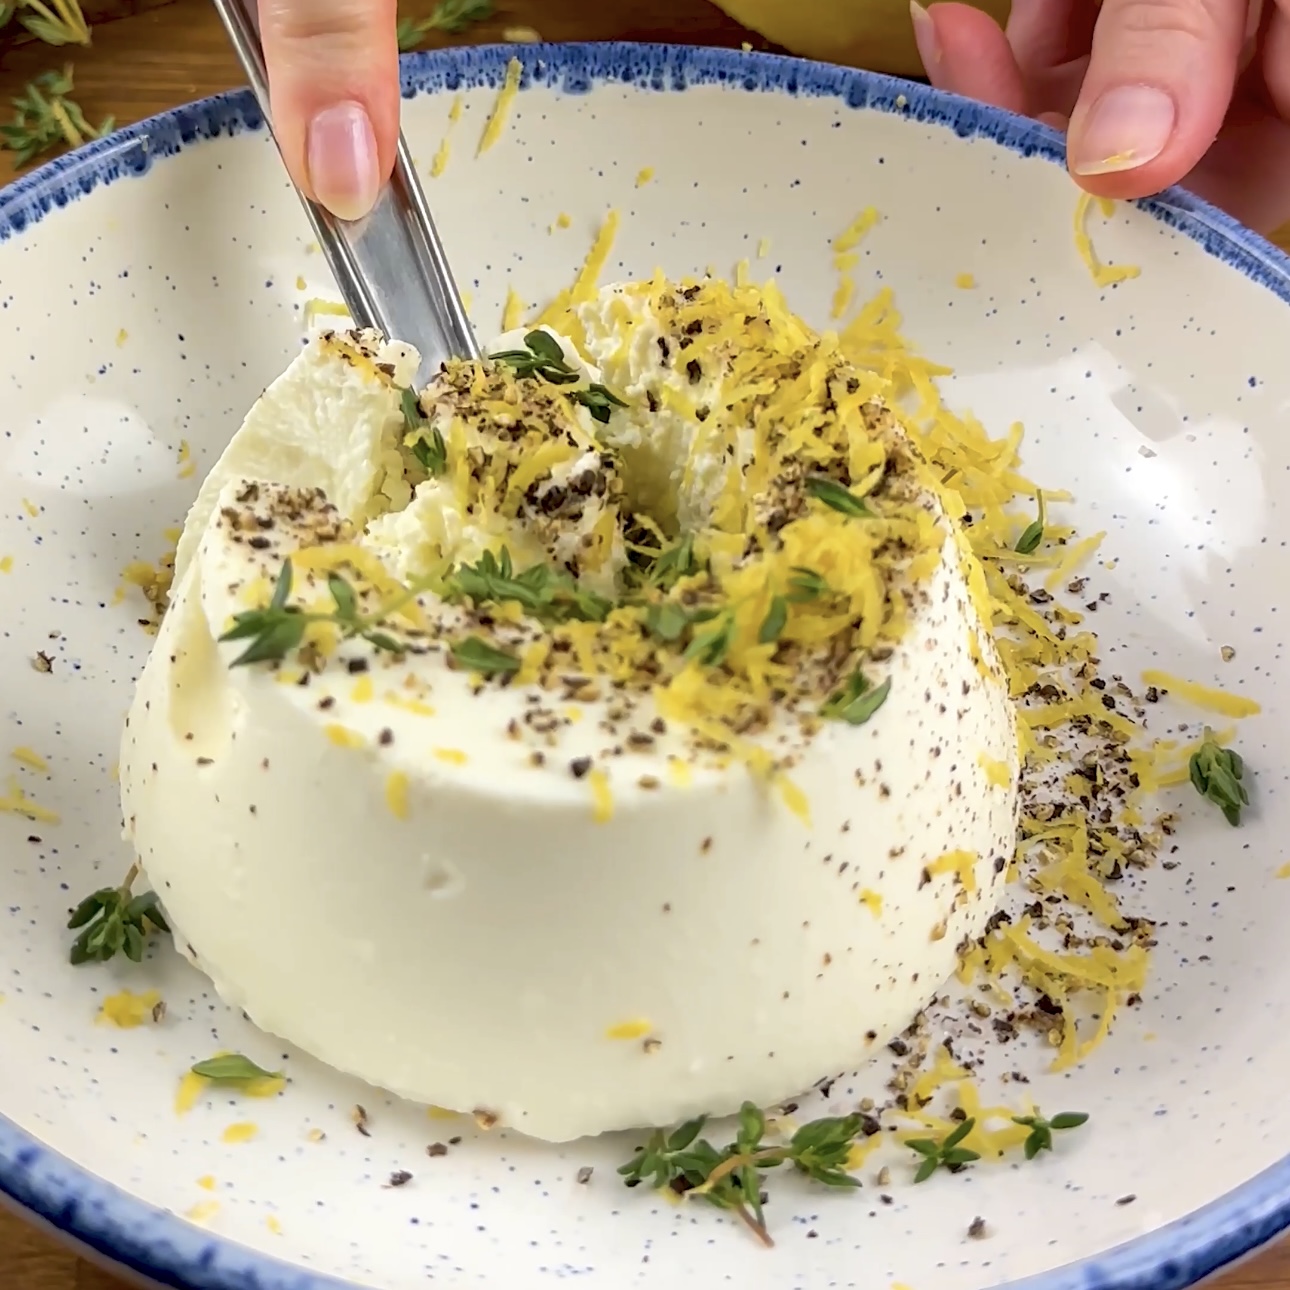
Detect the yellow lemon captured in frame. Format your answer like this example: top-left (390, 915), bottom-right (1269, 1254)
top-left (714, 0), bottom-right (1011, 78)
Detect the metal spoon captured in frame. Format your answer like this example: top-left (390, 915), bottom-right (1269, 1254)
top-left (210, 0), bottom-right (480, 387)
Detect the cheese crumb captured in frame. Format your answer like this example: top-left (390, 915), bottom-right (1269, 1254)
top-left (478, 56), bottom-right (522, 156)
top-left (1073, 194), bottom-right (1141, 288)
top-left (175, 1071), bottom-right (209, 1115)
top-left (385, 770), bottom-right (410, 820)
top-left (925, 848), bottom-right (979, 894)
top-left (0, 777), bottom-right (58, 823)
top-left (325, 724), bottom-right (366, 749)
top-left (222, 1122), bottom-right (258, 1144)
top-left (587, 767), bottom-right (614, 822)
top-left (502, 286), bottom-right (528, 331)
top-left (1140, 669), bottom-right (1260, 718)
top-left (11, 746), bottom-right (47, 772)
top-left (605, 1018), bottom-right (653, 1040)
top-left (97, 989), bottom-right (161, 1028)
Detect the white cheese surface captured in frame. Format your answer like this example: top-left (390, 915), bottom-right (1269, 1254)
top-left (120, 291), bottom-right (1019, 1143)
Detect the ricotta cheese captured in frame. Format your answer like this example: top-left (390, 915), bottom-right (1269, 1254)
top-left (120, 277), bottom-right (1019, 1142)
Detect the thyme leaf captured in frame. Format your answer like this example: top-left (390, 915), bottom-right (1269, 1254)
top-left (1188, 728), bottom-right (1249, 826)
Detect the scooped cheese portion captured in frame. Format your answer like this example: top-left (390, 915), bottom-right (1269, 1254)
top-left (120, 279), bottom-right (1019, 1143)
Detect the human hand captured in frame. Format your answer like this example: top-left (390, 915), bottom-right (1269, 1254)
top-left (910, 0), bottom-right (1290, 234)
top-left (258, 0), bottom-right (400, 221)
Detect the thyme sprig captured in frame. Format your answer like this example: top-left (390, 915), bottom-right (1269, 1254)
top-left (0, 0), bottom-right (91, 47)
top-left (401, 386), bottom-right (446, 475)
top-left (906, 1117), bottom-right (980, 1182)
top-left (1015, 489), bottom-right (1046, 555)
top-left (396, 0), bottom-right (493, 50)
top-left (489, 329), bottom-right (628, 423)
top-left (1011, 1111), bottom-right (1090, 1159)
top-left (821, 668), bottom-right (891, 726)
top-left (806, 475), bottom-right (873, 518)
top-left (218, 561), bottom-right (411, 666)
top-left (67, 862), bottom-right (169, 966)
top-left (1, 65), bottom-right (111, 168)
top-left (445, 547), bottom-right (611, 623)
top-left (450, 635), bottom-right (520, 676)
top-left (1189, 728), bottom-right (1249, 826)
top-left (620, 1103), bottom-right (864, 1247)
top-left (644, 533), bottom-right (704, 590)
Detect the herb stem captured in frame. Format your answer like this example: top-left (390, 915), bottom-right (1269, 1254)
top-left (731, 1199), bottom-right (774, 1248)
top-left (691, 1146), bottom-right (788, 1193)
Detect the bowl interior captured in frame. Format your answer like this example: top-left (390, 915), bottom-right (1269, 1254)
top-left (1, 44), bottom-right (1289, 1290)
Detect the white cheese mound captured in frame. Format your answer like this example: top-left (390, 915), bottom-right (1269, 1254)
top-left (120, 283), bottom-right (1020, 1143)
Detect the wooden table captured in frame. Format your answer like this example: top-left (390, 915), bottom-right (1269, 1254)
top-left (1, 0), bottom-right (1287, 1285)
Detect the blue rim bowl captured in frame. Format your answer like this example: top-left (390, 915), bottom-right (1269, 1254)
top-left (2, 39), bottom-right (1289, 1290)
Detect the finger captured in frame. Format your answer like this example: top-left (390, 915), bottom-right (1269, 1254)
top-left (1184, 108), bottom-right (1290, 231)
top-left (259, 0), bottom-right (399, 221)
top-left (1066, 0), bottom-right (1246, 196)
top-left (1006, 0), bottom-right (1098, 70)
top-left (1261, 0), bottom-right (1290, 120)
top-left (911, 3), bottom-right (1029, 115)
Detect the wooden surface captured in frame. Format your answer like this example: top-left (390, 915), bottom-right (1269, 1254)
top-left (0, 0), bottom-right (1287, 1286)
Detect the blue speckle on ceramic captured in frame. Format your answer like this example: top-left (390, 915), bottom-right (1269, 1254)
top-left (0, 40), bottom-right (1288, 1290)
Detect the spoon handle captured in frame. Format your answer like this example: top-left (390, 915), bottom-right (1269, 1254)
top-left (209, 0), bottom-right (480, 384)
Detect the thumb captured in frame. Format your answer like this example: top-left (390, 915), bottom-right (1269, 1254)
top-left (1066, 0), bottom-right (1245, 196)
top-left (258, 0), bottom-right (400, 221)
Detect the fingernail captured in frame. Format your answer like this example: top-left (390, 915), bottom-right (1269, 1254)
top-left (1069, 84), bottom-right (1175, 177)
top-left (910, 0), bottom-right (941, 70)
top-left (306, 101), bottom-right (379, 222)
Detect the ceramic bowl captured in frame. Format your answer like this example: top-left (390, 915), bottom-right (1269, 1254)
top-left (1, 41), bottom-right (1289, 1290)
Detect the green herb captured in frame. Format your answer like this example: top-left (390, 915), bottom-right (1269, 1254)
top-left (446, 547), bottom-right (609, 623)
top-left (0, 0), bottom-right (91, 47)
top-left (645, 601), bottom-right (695, 643)
top-left (821, 669), bottom-right (891, 726)
top-left (490, 329), bottom-right (581, 385)
top-left (218, 560), bottom-right (410, 667)
top-left (396, 0), bottom-right (493, 50)
top-left (1011, 1111), bottom-right (1089, 1160)
top-left (450, 635), bottom-right (521, 676)
top-left (572, 383), bottom-right (628, 425)
top-left (1015, 490), bottom-right (1046, 555)
top-left (1, 66), bottom-right (112, 169)
top-left (489, 331), bottom-right (628, 421)
top-left (787, 567), bottom-right (829, 602)
top-left (1189, 728), bottom-right (1249, 826)
top-left (401, 387), bottom-right (448, 475)
top-left (620, 1102), bottom-right (865, 1246)
top-left (907, 1117), bottom-right (981, 1183)
top-left (805, 475), bottom-right (872, 518)
top-left (684, 613), bottom-right (735, 668)
top-left (67, 863), bottom-right (169, 966)
top-left (758, 594), bottom-right (788, 645)
top-left (411, 429), bottom-right (447, 474)
top-left (647, 534), bottom-right (702, 590)
top-left (191, 1054), bottom-right (283, 1083)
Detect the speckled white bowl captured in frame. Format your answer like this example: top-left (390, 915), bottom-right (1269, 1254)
top-left (1, 41), bottom-right (1288, 1290)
